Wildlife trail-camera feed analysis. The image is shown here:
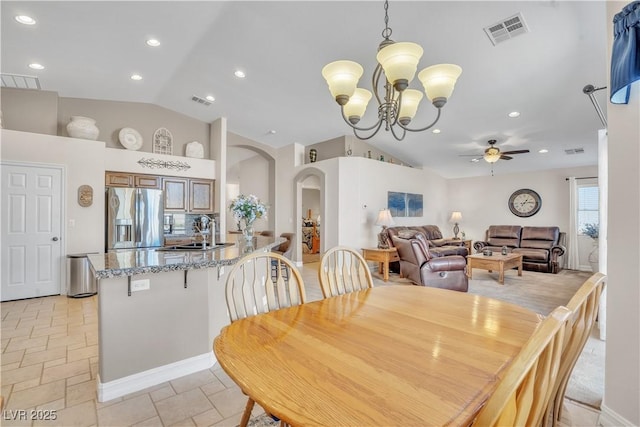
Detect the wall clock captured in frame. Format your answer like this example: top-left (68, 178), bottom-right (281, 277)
top-left (508, 188), bottom-right (542, 217)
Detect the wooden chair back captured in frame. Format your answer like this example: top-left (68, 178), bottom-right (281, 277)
top-left (472, 306), bottom-right (571, 427)
top-left (547, 272), bottom-right (606, 427)
top-left (318, 246), bottom-right (374, 298)
top-left (225, 251), bottom-right (306, 323)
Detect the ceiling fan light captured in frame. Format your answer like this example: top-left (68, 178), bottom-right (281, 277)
top-left (418, 64), bottom-right (462, 102)
top-left (397, 89), bottom-right (423, 121)
top-left (322, 60), bottom-right (364, 101)
top-left (484, 147), bottom-right (501, 163)
top-left (376, 42), bottom-right (423, 90)
top-left (343, 88), bottom-right (372, 121)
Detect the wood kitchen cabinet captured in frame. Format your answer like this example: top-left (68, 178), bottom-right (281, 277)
top-left (105, 172), bottom-right (160, 189)
top-left (189, 179), bottom-right (214, 212)
top-left (163, 178), bottom-right (189, 211)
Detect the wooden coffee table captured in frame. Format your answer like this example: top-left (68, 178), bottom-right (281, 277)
top-left (467, 252), bottom-right (523, 284)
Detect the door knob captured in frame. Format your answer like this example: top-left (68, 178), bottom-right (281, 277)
top-left (52, 237), bottom-right (59, 241)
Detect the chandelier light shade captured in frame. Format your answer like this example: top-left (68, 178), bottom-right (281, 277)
top-left (322, 0), bottom-right (462, 141)
top-left (321, 60), bottom-right (364, 103)
top-left (344, 88), bottom-right (373, 122)
top-left (418, 64), bottom-right (463, 105)
top-left (375, 42), bottom-right (423, 90)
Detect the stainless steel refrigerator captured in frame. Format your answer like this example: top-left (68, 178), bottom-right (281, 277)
top-left (106, 187), bottom-right (164, 251)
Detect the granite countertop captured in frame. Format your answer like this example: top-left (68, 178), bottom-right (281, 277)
top-left (88, 236), bottom-right (284, 279)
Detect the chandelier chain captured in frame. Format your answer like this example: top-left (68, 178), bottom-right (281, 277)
top-left (381, 0), bottom-right (392, 40)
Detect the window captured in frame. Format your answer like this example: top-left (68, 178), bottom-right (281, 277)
top-left (578, 185), bottom-right (599, 233)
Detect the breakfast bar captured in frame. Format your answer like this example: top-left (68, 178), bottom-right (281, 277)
top-left (88, 236), bottom-right (283, 402)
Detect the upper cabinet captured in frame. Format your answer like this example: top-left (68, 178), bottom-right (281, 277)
top-left (163, 177), bottom-right (214, 213)
top-left (106, 171), bottom-right (215, 213)
top-left (105, 172), bottom-right (160, 189)
top-left (189, 179), bottom-right (215, 213)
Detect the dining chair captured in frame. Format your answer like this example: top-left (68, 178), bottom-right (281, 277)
top-left (472, 306), bottom-right (572, 427)
top-left (546, 272), bottom-right (606, 427)
top-left (224, 251), bottom-right (306, 427)
top-left (318, 246), bottom-right (374, 298)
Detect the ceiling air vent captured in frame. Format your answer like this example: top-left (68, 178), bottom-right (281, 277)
top-left (1, 73), bottom-right (41, 89)
top-left (565, 148), bottom-right (585, 155)
top-left (191, 95), bottom-right (212, 106)
top-left (484, 13), bottom-right (529, 46)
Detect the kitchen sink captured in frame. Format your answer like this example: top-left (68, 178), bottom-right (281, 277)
top-left (156, 242), bottom-right (234, 251)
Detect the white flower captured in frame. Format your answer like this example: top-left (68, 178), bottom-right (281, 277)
top-left (229, 194), bottom-right (267, 226)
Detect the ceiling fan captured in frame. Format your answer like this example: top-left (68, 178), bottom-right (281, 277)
top-left (463, 139), bottom-right (530, 163)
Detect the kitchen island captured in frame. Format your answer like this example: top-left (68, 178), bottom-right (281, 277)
top-left (88, 236), bottom-right (283, 402)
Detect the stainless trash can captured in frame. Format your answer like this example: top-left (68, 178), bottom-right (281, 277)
top-left (67, 253), bottom-right (98, 297)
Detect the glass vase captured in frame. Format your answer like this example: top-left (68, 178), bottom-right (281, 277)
top-left (242, 222), bottom-right (254, 244)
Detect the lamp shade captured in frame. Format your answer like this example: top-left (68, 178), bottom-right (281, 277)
top-left (343, 88), bottom-right (373, 119)
top-left (449, 211), bottom-right (462, 223)
top-left (375, 209), bottom-right (395, 227)
top-left (322, 60), bottom-right (364, 99)
top-left (483, 147), bottom-right (501, 163)
top-left (397, 89), bottom-right (423, 121)
top-left (418, 64), bottom-right (462, 101)
top-left (376, 42), bottom-right (423, 88)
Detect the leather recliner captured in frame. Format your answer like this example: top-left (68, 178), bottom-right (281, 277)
top-left (391, 234), bottom-right (468, 292)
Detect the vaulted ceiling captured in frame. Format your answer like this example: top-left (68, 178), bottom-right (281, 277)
top-left (1, 1), bottom-right (608, 178)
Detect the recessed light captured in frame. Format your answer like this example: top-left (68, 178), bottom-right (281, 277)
top-left (234, 70), bottom-right (246, 78)
top-left (508, 111), bottom-right (521, 118)
top-left (28, 63), bottom-right (44, 70)
top-left (471, 158), bottom-right (480, 163)
top-left (130, 74), bottom-right (143, 81)
top-left (205, 95), bottom-right (215, 102)
top-left (146, 39), bottom-right (161, 47)
top-left (268, 130), bottom-right (276, 135)
top-left (539, 149), bottom-right (549, 154)
top-left (15, 15), bottom-right (36, 25)
top-left (432, 129), bottom-right (441, 134)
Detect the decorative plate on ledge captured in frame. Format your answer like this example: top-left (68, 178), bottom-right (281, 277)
top-left (118, 127), bottom-right (143, 150)
top-left (153, 127), bottom-right (173, 155)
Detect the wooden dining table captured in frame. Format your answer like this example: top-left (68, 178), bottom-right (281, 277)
top-left (213, 286), bottom-right (543, 426)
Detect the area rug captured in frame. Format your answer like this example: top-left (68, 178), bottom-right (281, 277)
top-left (240, 414), bottom-right (278, 427)
top-left (467, 269), bottom-right (604, 409)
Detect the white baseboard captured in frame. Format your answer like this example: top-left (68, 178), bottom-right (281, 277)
top-left (97, 352), bottom-right (216, 402)
top-left (598, 403), bottom-right (636, 427)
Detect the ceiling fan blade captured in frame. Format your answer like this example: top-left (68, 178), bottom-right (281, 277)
top-left (501, 149), bottom-right (530, 155)
top-left (500, 155), bottom-right (513, 160)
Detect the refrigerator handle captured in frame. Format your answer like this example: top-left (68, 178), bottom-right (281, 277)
top-left (134, 189), bottom-right (142, 244)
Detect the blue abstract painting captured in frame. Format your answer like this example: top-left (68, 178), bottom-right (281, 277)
top-left (406, 193), bottom-right (424, 217)
top-left (387, 191), bottom-right (423, 217)
top-left (388, 191), bottom-right (406, 217)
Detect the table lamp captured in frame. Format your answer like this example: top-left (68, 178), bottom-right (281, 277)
top-left (449, 211), bottom-right (462, 239)
top-left (376, 209), bottom-right (395, 248)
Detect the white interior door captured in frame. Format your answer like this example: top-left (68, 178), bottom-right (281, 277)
top-left (1, 163), bottom-right (63, 301)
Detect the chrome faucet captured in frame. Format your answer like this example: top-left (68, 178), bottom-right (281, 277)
top-left (194, 216), bottom-right (212, 249)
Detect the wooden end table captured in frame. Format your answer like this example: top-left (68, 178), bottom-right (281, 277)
top-left (361, 247), bottom-right (400, 282)
top-left (467, 252), bottom-right (523, 284)
top-left (449, 239), bottom-right (472, 253)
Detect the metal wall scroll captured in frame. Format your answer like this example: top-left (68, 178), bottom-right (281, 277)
top-left (137, 157), bottom-right (191, 171)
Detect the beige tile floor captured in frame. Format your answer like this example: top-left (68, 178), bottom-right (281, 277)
top-left (1, 263), bottom-right (602, 427)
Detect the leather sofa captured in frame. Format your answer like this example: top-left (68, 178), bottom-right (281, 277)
top-left (391, 234), bottom-right (468, 291)
top-left (385, 225), bottom-right (468, 257)
top-left (473, 225), bottom-right (566, 273)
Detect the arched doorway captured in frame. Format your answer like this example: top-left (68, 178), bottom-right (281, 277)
top-left (293, 167), bottom-right (326, 265)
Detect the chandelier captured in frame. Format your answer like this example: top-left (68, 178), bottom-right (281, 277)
top-left (321, 0), bottom-right (462, 141)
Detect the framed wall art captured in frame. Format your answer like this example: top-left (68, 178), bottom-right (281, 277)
top-left (153, 127), bottom-right (173, 155)
top-left (387, 191), bottom-right (424, 217)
